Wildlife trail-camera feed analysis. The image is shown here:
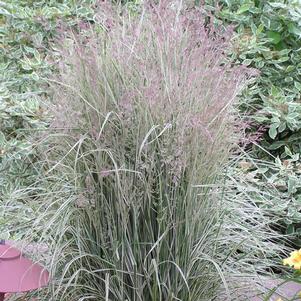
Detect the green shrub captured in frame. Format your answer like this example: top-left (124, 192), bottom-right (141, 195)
top-left (11, 2), bottom-right (288, 300)
top-left (0, 0), bottom-right (96, 199)
top-left (202, 0), bottom-right (301, 244)
top-left (0, 0), bottom-right (98, 236)
top-left (204, 0), bottom-right (301, 154)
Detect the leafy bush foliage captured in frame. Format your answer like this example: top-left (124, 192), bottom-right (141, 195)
top-left (0, 0), bottom-right (97, 236)
top-left (204, 0), bottom-right (301, 151)
top-left (202, 0), bottom-right (301, 243)
top-left (0, 0), bottom-right (96, 192)
top-left (10, 2), bottom-right (288, 300)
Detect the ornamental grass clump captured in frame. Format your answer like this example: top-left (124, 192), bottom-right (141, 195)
top-left (15, 1), bottom-right (287, 300)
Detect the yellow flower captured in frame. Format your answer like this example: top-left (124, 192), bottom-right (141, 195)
top-left (283, 249), bottom-right (301, 270)
top-left (276, 298), bottom-right (283, 301)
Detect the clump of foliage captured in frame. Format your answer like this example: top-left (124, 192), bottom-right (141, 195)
top-left (204, 0), bottom-right (301, 150)
top-left (202, 0), bottom-right (301, 244)
top-left (12, 2), bottom-right (288, 300)
top-left (0, 0), bottom-right (97, 236)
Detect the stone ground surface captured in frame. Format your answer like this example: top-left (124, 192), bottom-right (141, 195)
top-left (251, 279), bottom-right (301, 301)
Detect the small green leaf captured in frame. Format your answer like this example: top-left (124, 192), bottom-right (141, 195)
top-left (284, 146), bottom-right (292, 157)
top-left (278, 49), bottom-right (291, 56)
top-left (237, 4), bottom-right (252, 15)
top-left (251, 23), bottom-right (257, 35)
top-left (278, 56), bottom-right (290, 63)
top-left (278, 122), bottom-right (286, 133)
top-left (242, 59), bottom-right (252, 66)
top-left (269, 124), bottom-right (278, 139)
top-left (262, 51), bottom-right (273, 60)
top-left (285, 65), bottom-right (295, 73)
top-left (255, 61), bottom-right (264, 68)
top-left (294, 81), bottom-right (301, 91)
top-left (284, 77), bottom-right (293, 82)
top-left (260, 15), bottom-right (271, 29)
top-left (288, 23), bottom-right (301, 37)
top-left (266, 31), bottom-right (282, 44)
top-left (271, 86), bottom-right (281, 97)
top-left (256, 24), bottom-right (264, 34)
